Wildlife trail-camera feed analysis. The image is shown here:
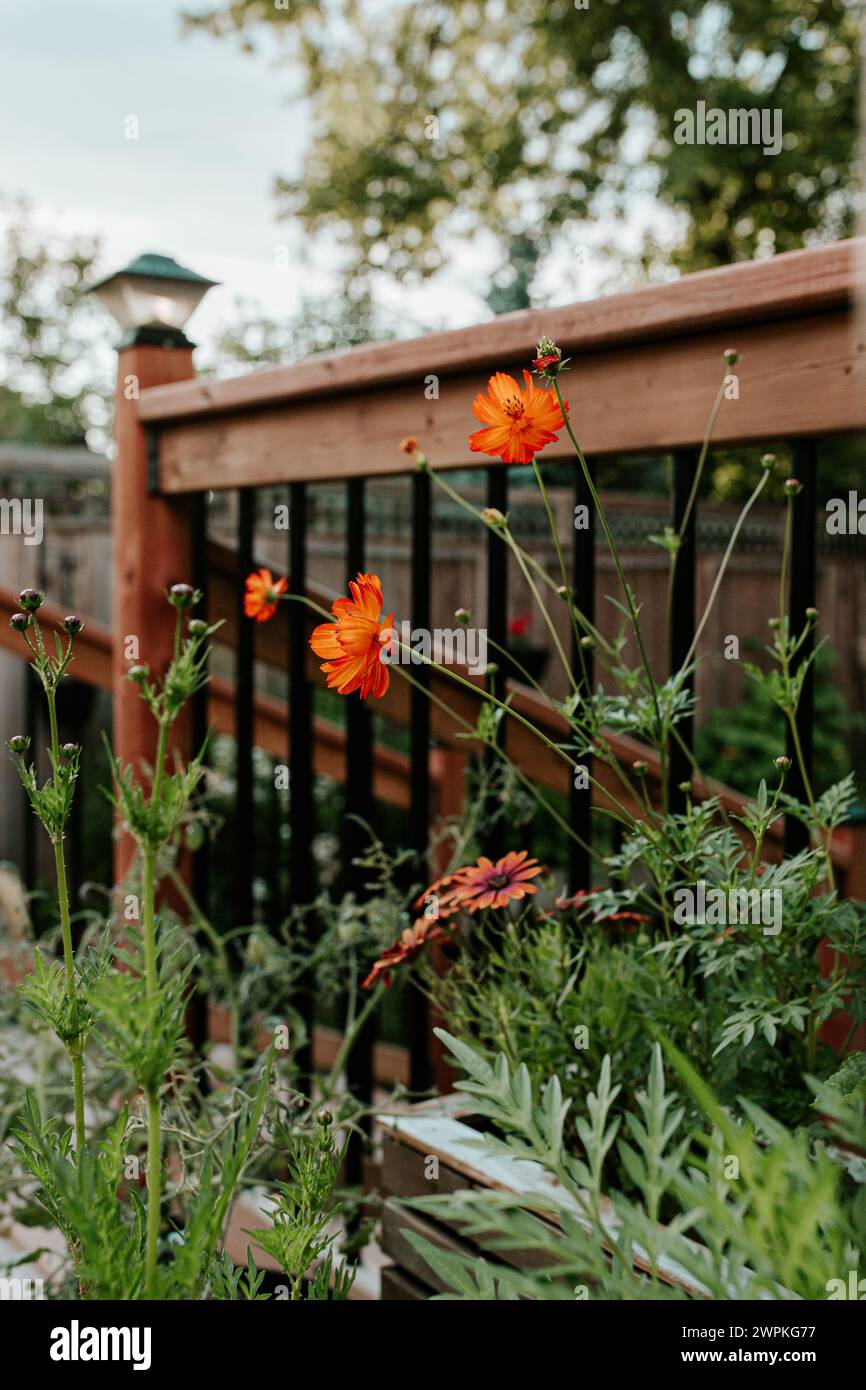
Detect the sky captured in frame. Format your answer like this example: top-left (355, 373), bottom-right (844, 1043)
top-left (1, 0), bottom-right (680, 374)
top-left (0, 0), bottom-right (503, 348)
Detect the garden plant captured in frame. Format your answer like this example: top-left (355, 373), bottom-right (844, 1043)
top-left (249, 335), bottom-right (866, 1298)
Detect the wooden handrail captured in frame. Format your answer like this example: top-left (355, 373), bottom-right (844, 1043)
top-left (139, 239), bottom-right (866, 492)
top-left (140, 240), bottom-right (861, 423)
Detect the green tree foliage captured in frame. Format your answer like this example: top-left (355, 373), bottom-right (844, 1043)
top-left (182, 0), bottom-right (861, 288)
top-left (0, 203), bottom-right (112, 447)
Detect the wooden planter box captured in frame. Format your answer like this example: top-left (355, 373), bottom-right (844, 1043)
top-left (377, 1096), bottom-right (707, 1301)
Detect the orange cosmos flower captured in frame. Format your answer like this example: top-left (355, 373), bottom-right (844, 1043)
top-left (244, 568), bottom-right (288, 623)
top-left (469, 370), bottom-right (567, 466)
top-left (309, 572), bottom-right (393, 700)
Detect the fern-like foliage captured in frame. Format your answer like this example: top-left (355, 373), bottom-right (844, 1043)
top-left (403, 1030), bottom-right (866, 1301)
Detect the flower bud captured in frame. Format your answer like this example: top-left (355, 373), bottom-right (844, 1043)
top-left (481, 507), bottom-right (506, 527)
top-left (768, 617), bottom-right (781, 630)
top-left (774, 755), bottom-right (791, 770)
top-left (128, 664), bottom-right (149, 684)
top-left (678, 781), bottom-right (692, 793)
top-left (761, 452), bottom-right (777, 468)
top-left (61, 742), bottom-right (79, 757)
top-left (454, 608), bottom-right (471, 625)
top-left (485, 662), bottom-right (499, 677)
top-left (533, 337), bottom-right (562, 373)
top-left (8, 734), bottom-right (30, 755)
top-left (19, 588), bottom-right (44, 612)
top-left (722, 347), bottom-right (738, 366)
top-left (784, 478), bottom-right (802, 495)
top-left (633, 760), bottom-right (648, 776)
top-left (62, 615), bottom-right (84, 635)
top-left (188, 618), bottom-right (208, 637)
top-left (555, 584), bottom-right (568, 600)
top-left (580, 635), bottom-right (596, 649)
top-left (168, 583), bottom-right (196, 608)
top-left (805, 606), bottom-right (818, 620)
top-left (10, 612), bottom-right (30, 632)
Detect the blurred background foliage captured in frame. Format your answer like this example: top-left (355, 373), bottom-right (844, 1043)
top-left (181, 0), bottom-right (861, 282)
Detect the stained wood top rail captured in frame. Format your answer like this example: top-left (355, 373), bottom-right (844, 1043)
top-left (139, 239), bottom-right (866, 492)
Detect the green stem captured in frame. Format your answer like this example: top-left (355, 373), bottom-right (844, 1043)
top-left (325, 984), bottom-right (384, 1092)
top-left (531, 456), bottom-right (588, 686)
top-left (46, 683), bottom-right (86, 1155)
top-left (552, 379), bottom-right (668, 806)
top-left (505, 525), bottom-right (579, 694)
top-left (677, 466), bottom-right (770, 674)
top-left (145, 1087), bottom-right (161, 1299)
top-left (141, 702), bottom-right (170, 1299)
top-left (664, 376), bottom-right (727, 672)
top-left (777, 494), bottom-right (835, 892)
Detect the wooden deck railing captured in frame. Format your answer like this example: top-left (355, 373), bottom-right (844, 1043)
top-left (8, 239), bottom-right (865, 1098)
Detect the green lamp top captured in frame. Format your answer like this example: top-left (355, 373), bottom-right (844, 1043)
top-left (86, 253), bottom-right (219, 294)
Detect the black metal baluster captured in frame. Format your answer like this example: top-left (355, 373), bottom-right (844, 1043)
top-left (570, 457), bottom-right (596, 892)
top-left (669, 450), bottom-right (699, 815)
top-left (289, 482), bottom-right (316, 1084)
top-left (408, 469), bottom-right (432, 1090)
top-left (784, 440), bottom-right (818, 857)
top-left (485, 467), bottom-right (508, 859)
top-left (190, 490), bottom-right (210, 1061)
top-left (234, 489), bottom-right (255, 944)
top-left (344, 479), bottom-right (374, 1180)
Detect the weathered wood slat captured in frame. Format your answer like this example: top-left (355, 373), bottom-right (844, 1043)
top-left (378, 1106), bottom-right (710, 1298)
top-left (379, 1264), bottom-right (430, 1302)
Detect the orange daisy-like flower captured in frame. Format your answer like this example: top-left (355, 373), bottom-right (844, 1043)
top-left (309, 572), bottom-right (394, 700)
top-left (362, 916), bottom-right (447, 990)
top-left (244, 568), bottom-right (288, 623)
top-left (469, 370), bottom-right (567, 466)
top-left (421, 850), bottom-right (544, 915)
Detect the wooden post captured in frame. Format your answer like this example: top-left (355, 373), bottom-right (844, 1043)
top-left (112, 342), bottom-right (196, 883)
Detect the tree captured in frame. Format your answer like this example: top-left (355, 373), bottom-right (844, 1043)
top-left (0, 204), bottom-right (112, 448)
top-left (182, 0), bottom-right (861, 294)
top-left (200, 281), bottom-right (407, 377)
